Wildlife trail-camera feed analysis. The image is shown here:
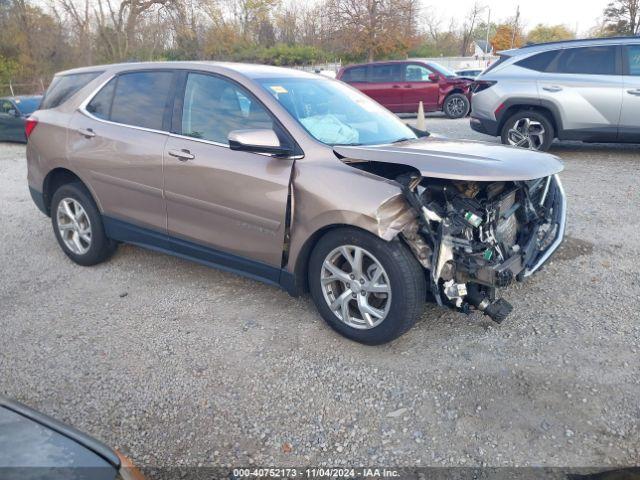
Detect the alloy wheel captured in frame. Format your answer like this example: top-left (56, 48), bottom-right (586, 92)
top-left (507, 117), bottom-right (546, 150)
top-left (320, 245), bottom-right (392, 330)
top-left (446, 96), bottom-right (467, 117)
top-left (56, 198), bottom-right (92, 255)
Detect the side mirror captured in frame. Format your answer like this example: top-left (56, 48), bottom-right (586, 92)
top-left (228, 129), bottom-right (292, 156)
top-left (428, 73), bottom-right (440, 82)
top-left (8, 109), bottom-right (18, 117)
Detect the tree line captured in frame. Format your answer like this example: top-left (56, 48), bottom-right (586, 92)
top-left (0, 0), bottom-right (637, 91)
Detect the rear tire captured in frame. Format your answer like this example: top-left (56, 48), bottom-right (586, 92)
top-left (308, 228), bottom-right (426, 345)
top-left (500, 110), bottom-right (554, 151)
top-left (443, 93), bottom-right (470, 119)
top-left (51, 182), bottom-right (117, 266)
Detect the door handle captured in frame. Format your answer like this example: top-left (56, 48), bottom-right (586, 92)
top-left (77, 128), bottom-right (95, 138)
top-left (542, 85), bottom-right (563, 92)
top-left (403, 84), bottom-right (412, 88)
top-left (627, 89), bottom-right (640, 96)
top-left (392, 85), bottom-right (401, 88)
top-left (168, 149), bottom-right (195, 161)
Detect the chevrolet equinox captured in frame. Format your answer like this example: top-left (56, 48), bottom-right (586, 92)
top-left (27, 62), bottom-right (566, 344)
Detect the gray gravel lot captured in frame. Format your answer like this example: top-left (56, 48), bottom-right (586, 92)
top-left (1, 117), bottom-right (639, 470)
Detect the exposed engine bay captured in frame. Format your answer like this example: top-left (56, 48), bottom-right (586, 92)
top-left (347, 156), bottom-right (567, 324)
top-left (392, 171), bottom-right (565, 323)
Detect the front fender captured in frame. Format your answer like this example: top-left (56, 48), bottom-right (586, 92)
top-left (287, 159), bottom-right (411, 275)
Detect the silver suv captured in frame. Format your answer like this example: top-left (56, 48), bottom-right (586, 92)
top-left (470, 37), bottom-right (640, 151)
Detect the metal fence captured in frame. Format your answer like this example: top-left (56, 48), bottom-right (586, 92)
top-left (418, 56), bottom-right (499, 71)
top-left (0, 81), bottom-right (46, 97)
top-left (299, 56), bottom-right (500, 74)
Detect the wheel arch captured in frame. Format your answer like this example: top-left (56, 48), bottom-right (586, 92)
top-left (42, 168), bottom-right (99, 216)
top-left (497, 101), bottom-right (561, 139)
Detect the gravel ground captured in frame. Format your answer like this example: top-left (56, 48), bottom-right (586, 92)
top-left (1, 117), bottom-right (639, 471)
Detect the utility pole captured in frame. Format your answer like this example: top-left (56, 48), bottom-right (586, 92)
top-left (485, 8), bottom-right (491, 58)
top-left (511, 5), bottom-right (520, 49)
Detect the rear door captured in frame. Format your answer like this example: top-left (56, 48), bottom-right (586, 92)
top-left (0, 100), bottom-right (23, 142)
top-left (538, 45), bottom-right (623, 141)
top-left (402, 63), bottom-right (439, 112)
top-left (620, 44), bottom-right (640, 141)
top-left (162, 71), bottom-right (295, 269)
top-left (67, 70), bottom-right (175, 232)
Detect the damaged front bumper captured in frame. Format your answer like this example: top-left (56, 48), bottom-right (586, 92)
top-left (522, 175), bottom-right (566, 277)
top-left (380, 173), bottom-right (566, 324)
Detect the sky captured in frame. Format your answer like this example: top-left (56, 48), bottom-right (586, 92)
top-left (426, 0), bottom-right (607, 36)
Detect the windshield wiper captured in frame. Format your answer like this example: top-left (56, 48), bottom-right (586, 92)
top-left (391, 137), bottom-right (417, 144)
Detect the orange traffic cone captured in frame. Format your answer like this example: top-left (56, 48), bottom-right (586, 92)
top-left (416, 101), bottom-right (426, 131)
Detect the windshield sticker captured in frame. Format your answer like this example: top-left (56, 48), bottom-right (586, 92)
top-left (270, 85), bottom-right (288, 94)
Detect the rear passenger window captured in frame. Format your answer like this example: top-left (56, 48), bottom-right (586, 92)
top-left (181, 73), bottom-right (274, 145)
top-left (516, 50), bottom-right (559, 72)
top-left (341, 67), bottom-right (367, 82)
top-left (370, 64), bottom-right (402, 83)
top-left (109, 72), bottom-right (173, 130)
top-left (40, 72), bottom-right (101, 110)
top-left (552, 46), bottom-right (617, 75)
top-left (625, 45), bottom-right (640, 75)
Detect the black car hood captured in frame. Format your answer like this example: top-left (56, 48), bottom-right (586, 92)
top-left (334, 137), bottom-right (564, 181)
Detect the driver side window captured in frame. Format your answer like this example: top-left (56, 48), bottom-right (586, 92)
top-left (404, 65), bottom-right (433, 82)
top-left (1, 100), bottom-right (15, 115)
top-left (181, 73), bottom-right (273, 144)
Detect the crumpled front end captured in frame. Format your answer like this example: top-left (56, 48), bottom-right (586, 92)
top-left (386, 172), bottom-right (566, 323)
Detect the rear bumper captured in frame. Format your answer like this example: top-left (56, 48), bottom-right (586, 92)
top-left (470, 116), bottom-right (500, 136)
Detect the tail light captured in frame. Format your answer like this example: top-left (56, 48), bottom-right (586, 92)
top-left (24, 117), bottom-right (38, 139)
top-left (471, 80), bottom-right (497, 94)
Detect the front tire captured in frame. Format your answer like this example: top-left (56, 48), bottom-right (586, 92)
top-left (500, 110), bottom-right (554, 151)
top-left (51, 182), bottom-right (117, 266)
top-left (443, 93), bottom-right (470, 119)
top-left (308, 228), bottom-right (426, 345)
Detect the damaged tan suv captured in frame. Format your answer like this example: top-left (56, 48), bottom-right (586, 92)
top-left (26, 62), bottom-right (566, 344)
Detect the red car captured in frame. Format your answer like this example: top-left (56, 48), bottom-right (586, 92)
top-left (337, 60), bottom-right (473, 119)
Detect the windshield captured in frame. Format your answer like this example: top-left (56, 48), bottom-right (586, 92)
top-left (14, 97), bottom-right (41, 115)
top-left (258, 77), bottom-right (417, 146)
top-left (427, 62), bottom-right (458, 78)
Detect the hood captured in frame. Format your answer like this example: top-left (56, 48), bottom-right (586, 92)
top-left (449, 77), bottom-right (473, 85)
top-left (334, 137), bottom-right (564, 181)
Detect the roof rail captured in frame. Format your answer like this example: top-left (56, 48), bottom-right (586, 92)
top-left (519, 35), bottom-right (639, 49)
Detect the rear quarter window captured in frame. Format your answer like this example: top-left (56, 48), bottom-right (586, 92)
top-left (515, 50), bottom-right (559, 72)
top-left (40, 72), bottom-right (102, 110)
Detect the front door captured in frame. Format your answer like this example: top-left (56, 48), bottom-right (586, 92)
top-left (402, 63), bottom-right (440, 112)
top-left (0, 100), bottom-right (24, 142)
top-left (620, 44), bottom-right (640, 142)
top-left (163, 71), bottom-right (294, 269)
top-left (67, 70), bottom-right (175, 232)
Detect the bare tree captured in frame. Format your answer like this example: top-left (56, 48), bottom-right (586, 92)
top-left (603, 0), bottom-right (640, 35)
top-left (94, 0), bottom-right (173, 61)
top-left (459, 2), bottom-right (485, 55)
top-left (326, 0), bottom-right (419, 62)
top-left (53, 0), bottom-right (93, 64)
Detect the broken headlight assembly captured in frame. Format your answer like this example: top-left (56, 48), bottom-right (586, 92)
top-left (397, 172), bottom-right (566, 324)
